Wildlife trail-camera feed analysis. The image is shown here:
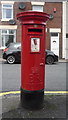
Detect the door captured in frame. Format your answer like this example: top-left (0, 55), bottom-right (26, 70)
top-left (51, 33), bottom-right (59, 56)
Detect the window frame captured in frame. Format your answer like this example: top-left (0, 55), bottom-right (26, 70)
top-left (32, 5), bottom-right (43, 12)
top-left (51, 33), bottom-right (58, 37)
top-left (1, 3), bottom-right (13, 21)
top-left (1, 29), bottom-right (16, 48)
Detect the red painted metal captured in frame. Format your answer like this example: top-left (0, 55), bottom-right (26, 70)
top-left (17, 11), bottom-right (49, 91)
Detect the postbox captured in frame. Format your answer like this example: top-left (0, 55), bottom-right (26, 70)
top-left (17, 11), bottom-right (49, 109)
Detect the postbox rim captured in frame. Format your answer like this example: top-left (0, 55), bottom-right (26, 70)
top-left (16, 11), bottom-right (50, 20)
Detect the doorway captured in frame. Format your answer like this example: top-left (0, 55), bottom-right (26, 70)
top-left (51, 32), bottom-right (59, 56)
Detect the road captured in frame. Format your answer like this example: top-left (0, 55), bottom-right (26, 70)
top-left (0, 61), bottom-right (67, 92)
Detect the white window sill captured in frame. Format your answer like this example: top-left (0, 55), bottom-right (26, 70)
top-left (1, 1), bottom-right (14, 4)
top-left (1, 19), bottom-right (12, 22)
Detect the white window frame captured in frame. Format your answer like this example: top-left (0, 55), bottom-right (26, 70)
top-left (31, 2), bottom-right (45, 12)
top-left (0, 29), bottom-right (16, 49)
top-left (1, 3), bottom-right (13, 21)
top-left (32, 5), bottom-right (43, 12)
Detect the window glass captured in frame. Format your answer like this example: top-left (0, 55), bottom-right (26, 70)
top-left (3, 4), bottom-right (12, 8)
top-left (2, 4), bottom-right (13, 19)
top-left (2, 30), bottom-right (7, 34)
top-left (5, 35), bottom-right (14, 46)
top-left (51, 33), bottom-right (58, 36)
top-left (32, 5), bottom-right (43, 12)
top-left (6, 9), bottom-right (12, 18)
top-left (9, 30), bottom-right (15, 34)
top-left (1, 30), bottom-right (16, 47)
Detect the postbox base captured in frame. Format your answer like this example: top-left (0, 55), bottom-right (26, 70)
top-left (21, 88), bottom-right (44, 109)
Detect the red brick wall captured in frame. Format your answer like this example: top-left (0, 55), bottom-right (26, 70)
top-left (45, 2), bottom-right (62, 28)
top-left (45, 2), bottom-right (62, 58)
top-left (14, 2), bottom-right (32, 43)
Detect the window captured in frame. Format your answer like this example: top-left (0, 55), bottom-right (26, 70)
top-left (2, 4), bottom-right (13, 20)
top-left (51, 33), bottom-right (58, 36)
top-left (1, 30), bottom-right (16, 48)
top-left (32, 5), bottom-right (43, 12)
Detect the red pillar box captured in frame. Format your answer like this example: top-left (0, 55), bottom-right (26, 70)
top-left (17, 11), bottom-right (49, 109)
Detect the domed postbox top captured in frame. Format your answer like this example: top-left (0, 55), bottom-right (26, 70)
top-left (16, 11), bottom-right (50, 25)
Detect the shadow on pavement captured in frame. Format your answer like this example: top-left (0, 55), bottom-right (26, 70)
top-left (1, 95), bottom-right (67, 119)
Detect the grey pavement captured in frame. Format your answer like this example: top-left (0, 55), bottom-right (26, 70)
top-left (1, 94), bottom-right (67, 119)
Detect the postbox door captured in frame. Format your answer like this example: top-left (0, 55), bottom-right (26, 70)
top-left (30, 36), bottom-right (45, 89)
top-left (22, 36), bottom-right (45, 91)
top-left (21, 27), bottom-right (45, 91)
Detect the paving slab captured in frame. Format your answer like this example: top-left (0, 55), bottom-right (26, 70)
top-left (0, 94), bottom-right (67, 119)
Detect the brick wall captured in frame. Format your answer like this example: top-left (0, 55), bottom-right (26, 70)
top-left (45, 2), bottom-right (62, 58)
top-left (14, 2), bottom-right (32, 42)
top-left (45, 2), bottom-right (62, 28)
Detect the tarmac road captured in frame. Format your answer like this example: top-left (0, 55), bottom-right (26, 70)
top-left (0, 61), bottom-right (67, 92)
